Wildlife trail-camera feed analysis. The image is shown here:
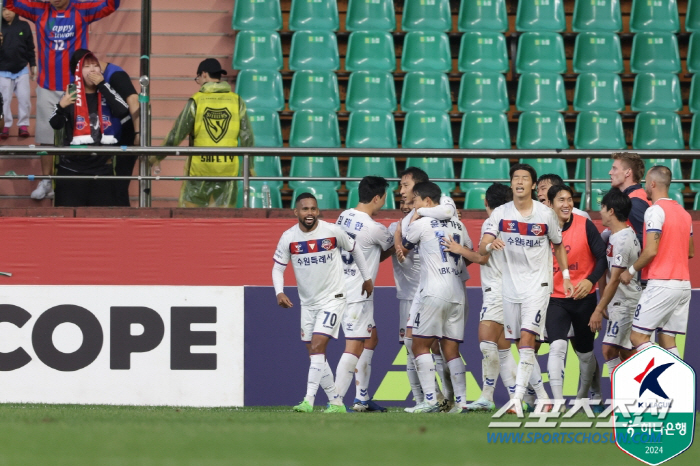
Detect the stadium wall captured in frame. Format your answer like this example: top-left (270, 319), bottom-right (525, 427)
top-left (0, 217), bottom-right (697, 406)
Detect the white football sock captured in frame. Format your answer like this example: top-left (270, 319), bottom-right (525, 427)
top-left (523, 387), bottom-right (536, 406)
top-left (548, 339), bottom-right (568, 401)
top-left (514, 348), bottom-right (536, 400)
top-left (636, 341), bottom-right (653, 352)
top-left (404, 338), bottom-right (424, 403)
top-left (529, 355), bottom-right (549, 400)
top-left (415, 353), bottom-right (437, 405)
top-left (434, 354), bottom-right (453, 401)
top-left (305, 354), bottom-right (326, 405)
top-left (667, 346), bottom-right (680, 357)
top-left (590, 358), bottom-right (602, 399)
top-left (320, 360), bottom-right (342, 404)
top-left (605, 356), bottom-right (621, 375)
top-left (447, 357), bottom-right (467, 407)
top-left (334, 353), bottom-right (359, 399)
top-left (498, 349), bottom-right (517, 398)
top-left (480, 341), bottom-right (500, 402)
top-left (575, 350), bottom-right (596, 399)
top-left (355, 349), bottom-right (374, 401)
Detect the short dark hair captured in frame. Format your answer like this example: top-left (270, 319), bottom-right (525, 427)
top-left (400, 166), bottom-right (429, 184)
top-left (547, 184), bottom-right (574, 204)
top-left (294, 192), bottom-right (317, 206)
top-left (509, 163), bottom-right (538, 184)
top-left (358, 176), bottom-right (389, 203)
top-left (537, 173), bottom-right (563, 186)
top-left (485, 183), bottom-right (512, 210)
top-left (600, 188), bottom-right (631, 221)
top-left (648, 165), bottom-right (672, 188)
top-left (412, 181), bottom-right (441, 204)
top-left (70, 48), bottom-right (91, 72)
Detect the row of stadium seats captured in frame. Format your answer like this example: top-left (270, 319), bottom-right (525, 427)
top-left (232, 30), bottom-right (699, 74)
top-left (248, 107), bottom-right (700, 151)
top-left (232, 0), bottom-right (700, 34)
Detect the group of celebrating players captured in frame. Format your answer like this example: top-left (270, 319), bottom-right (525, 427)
top-left (272, 152), bottom-right (694, 414)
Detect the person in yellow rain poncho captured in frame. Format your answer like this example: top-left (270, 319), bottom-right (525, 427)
top-left (157, 58), bottom-right (254, 207)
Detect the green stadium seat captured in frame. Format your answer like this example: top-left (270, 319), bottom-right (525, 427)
top-left (345, 71), bottom-right (397, 112)
top-left (346, 187), bottom-right (396, 209)
top-left (669, 190), bottom-right (685, 207)
top-left (401, 110), bottom-right (454, 149)
top-left (515, 32), bottom-right (567, 74)
top-left (346, 155), bottom-right (398, 189)
top-left (631, 73), bottom-right (682, 112)
top-left (232, 31), bottom-right (283, 70)
top-left (630, 32), bottom-right (680, 73)
top-left (289, 109), bottom-right (341, 148)
top-left (573, 72), bottom-right (625, 112)
top-left (401, 71), bottom-right (452, 112)
top-left (632, 112), bottom-right (684, 150)
top-left (516, 111), bottom-right (569, 150)
top-left (573, 110), bottom-right (626, 151)
top-left (515, 72), bottom-right (567, 112)
top-left (345, 31), bottom-right (396, 72)
top-left (292, 185), bottom-right (340, 209)
top-left (401, 31), bottom-right (452, 73)
top-left (232, 0), bottom-right (282, 30)
top-left (688, 0), bottom-right (700, 33)
top-left (519, 157), bottom-right (568, 181)
top-left (573, 158), bottom-right (614, 193)
top-left (572, 0), bottom-right (622, 32)
top-left (289, 156), bottom-right (341, 189)
top-left (459, 157), bottom-right (510, 191)
top-left (516, 0), bottom-right (566, 32)
top-left (580, 188), bottom-right (606, 211)
top-left (401, 0), bottom-right (452, 32)
top-left (237, 182), bottom-right (283, 208)
top-left (458, 0), bottom-right (508, 32)
top-left (345, 0), bottom-right (396, 31)
top-left (691, 127), bottom-right (700, 190)
top-left (289, 70), bottom-right (340, 111)
top-left (458, 32), bottom-right (509, 73)
top-left (345, 110), bottom-right (398, 149)
top-left (405, 156), bottom-right (456, 193)
top-left (235, 70), bottom-right (284, 111)
top-left (246, 108), bottom-right (283, 148)
top-left (289, 0), bottom-right (339, 31)
top-left (687, 33), bottom-right (700, 73)
top-left (251, 155), bottom-right (283, 190)
top-left (464, 188), bottom-right (488, 210)
top-left (289, 31), bottom-right (339, 71)
top-left (630, 0), bottom-right (679, 33)
top-left (695, 192), bottom-right (700, 209)
top-left (690, 75), bottom-right (700, 113)
top-left (573, 32), bottom-right (623, 73)
top-left (459, 111), bottom-right (511, 150)
top-left (644, 158), bottom-right (685, 192)
top-left (458, 72), bottom-right (509, 112)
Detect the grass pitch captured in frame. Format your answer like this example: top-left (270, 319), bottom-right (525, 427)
top-left (0, 404), bottom-right (695, 466)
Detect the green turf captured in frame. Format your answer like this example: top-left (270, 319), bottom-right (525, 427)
top-left (0, 404), bottom-right (695, 466)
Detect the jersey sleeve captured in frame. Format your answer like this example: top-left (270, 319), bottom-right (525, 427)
top-left (644, 205), bottom-right (665, 233)
top-left (458, 220), bottom-right (473, 249)
top-left (76, 0), bottom-right (121, 23)
top-left (5, 1), bottom-right (45, 22)
top-left (483, 208), bottom-right (502, 238)
top-left (388, 222), bottom-right (398, 236)
top-left (403, 219), bottom-right (425, 250)
top-left (547, 208), bottom-right (563, 245)
top-left (611, 234), bottom-right (631, 269)
top-left (371, 222), bottom-right (395, 251)
top-left (333, 225), bottom-right (357, 252)
top-left (273, 234), bottom-right (291, 266)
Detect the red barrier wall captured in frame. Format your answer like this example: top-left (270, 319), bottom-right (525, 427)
top-left (0, 217), bottom-right (698, 287)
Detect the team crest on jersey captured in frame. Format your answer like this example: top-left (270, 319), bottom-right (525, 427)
top-left (614, 253), bottom-right (623, 266)
top-left (75, 116), bottom-right (87, 131)
top-left (530, 224), bottom-right (542, 236)
top-left (321, 239), bottom-right (334, 251)
top-left (399, 328), bottom-right (405, 338)
top-left (367, 324), bottom-right (373, 333)
top-left (202, 107), bottom-right (232, 144)
top-left (301, 329), bottom-right (305, 338)
top-left (606, 243), bottom-right (613, 257)
top-left (506, 325), bottom-right (512, 334)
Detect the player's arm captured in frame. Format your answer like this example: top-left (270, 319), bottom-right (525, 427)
top-left (376, 223), bottom-right (396, 262)
top-left (394, 221), bottom-right (409, 259)
top-left (76, 0), bottom-right (121, 22)
top-left (5, 1), bottom-right (43, 22)
top-left (589, 267), bottom-right (623, 332)
top-left (417, 203), bottom-right (454, 221)
top-left (553, 242), bottom-right (574, 297)
top-left (337, 229), bottom-right (373, 297)
top-left (478, 212), bottom-right (505, 255)
top-left (442, 234), bottom-right (487, 264)
top-left (272, 236), bottom-right (293, 307)
top-left (620, 231), bottom-right (659, 285)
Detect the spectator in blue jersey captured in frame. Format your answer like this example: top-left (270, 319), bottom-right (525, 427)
top-left (70, 48), bottom-right (139, 206)
top-left (6, 0), bottom-right (120, 200)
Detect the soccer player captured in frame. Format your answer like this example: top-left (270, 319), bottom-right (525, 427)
top-left (443, 183), bottom-right (517, 411)
top-left (589, 188), bottom-right (642, 373)
top-left (402, 182), bottom-right (471, 413)
top-left (272, 193), bottom-right (373, 413)
top-left (479, 164), bottom-right (574, 412)
top-left (544, 185), bottom-right (607, 402)
top-left (334, 176), bottom-right (395, 412)
top-left (609, 152), bottom-right (651, 247)
top-left (536, 173), bottom-right (591, 219)
top-left (620, 166), bottom-right (694, 357)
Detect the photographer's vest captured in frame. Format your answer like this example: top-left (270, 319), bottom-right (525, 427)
top-left (189, 91), bottom-right (240, 177)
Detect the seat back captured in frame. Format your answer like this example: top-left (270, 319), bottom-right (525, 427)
top-left (401, 71), bottom-right (452, 112)
top-left (292, 185), bottom-right (340, 209)
top-left (458, 71), bottom-right (509, 112)
top-left (573, 32), bottom-right (623, 73)
top-left (632, 112), bottom-right (684, 150)
top-left (289, 30), bottom-right (340, 71)
top-left (247, 108), bottom-right (283, 148)
top-left (572, 0), bottom-right (622, 32)
top-left (631, 73), bottom-right (682, 112)
top-left (630, 0), bottom-right (679, 32)
top-left (573, 158), bottom-right (614, 193)
top-left (345, 111), bottom-right (398, 149)
top-left (458, 32), bottom-right (509, 73)
top-left (346, 187), bottom-right (396, 209)
top-left (289, 0), bottom-right (339, 31)
top-left (405, 156), bottom-right (456, 193)
top-left (459, 157), bottom-right (511, 191)
top-left (233, 30), bottom-right (283, 70)
top-left (289, 156), bottom-right (341, 189)
top-left (237, 182), bottom-right (283, 208)
top-left (401, 31), bottom-right (452, 72)
top-left (516, 111), bottom-right (569, 149)
top-left (630, 32), bottom-right (680, 73)
top-left (251, 156), bottom-right (283, 190)
top-left (687, 0), bottom-right (700, 32)
top-left (687, 32), bottom-right (700, 73)
top-left (401, 0), bottom-right (452, 32)
top-left (464, 188), bottom-right (488, 210)
top-left (346, 155), bottom-right (398, 189)
top-left (235, 70), bottom-right (285, 111)
top-left (459, 111), bottom-right (511, 150)
top-left (573, 72), bottom-right (625, 111)
top-left (289, 70), bottom-right (340, 111)
top-left (401, 110), bottom-right (454, 149)
top-left (516, 0), bottom-right (566, 32)
top-left (515, 72), bottom-right (567, 111)
top-left (232, 0), bottom-right (282, 30)
top-left (345, 71), bottom-right (397, 112)
top-left (458, 0), bottom-right (508, 32)
top-left (289, 109), bottom-right (341, 148)
top-left (345, 0), bottom-right (396, 31)
top-left (515, 32), bottom-right (567, 73)
top-left (573, 110), bottom-right (627, 150)
top-left (345, 31), bottom-right (396, 72)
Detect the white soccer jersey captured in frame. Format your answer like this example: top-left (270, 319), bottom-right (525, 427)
top-left (573, 207), bottom-right (591, 220)
top-left (336, 209), bottom-right (394, 303)
top-left (479, 218), bottom-right (505, 294)
top-left (273, 220), bottom-right (355, 309)
top-left (483, 201), bottom-right (562, 303)
top-left (405, 217), bottom-right (467, 304)
top-left (606, 227), bottom-right (642, 302)
top-left (389, 222), bottom-right (421, 300)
